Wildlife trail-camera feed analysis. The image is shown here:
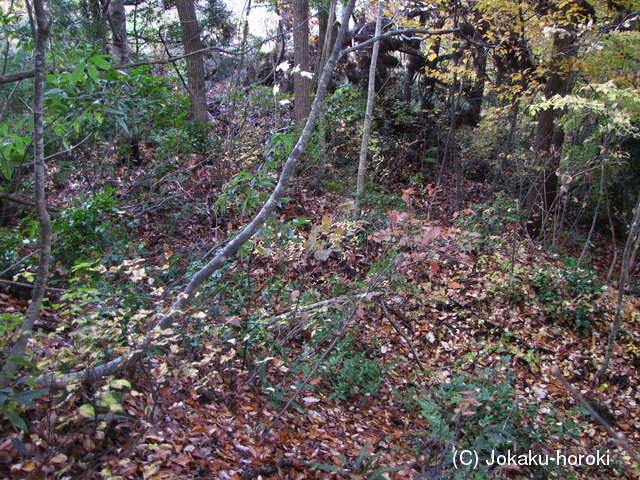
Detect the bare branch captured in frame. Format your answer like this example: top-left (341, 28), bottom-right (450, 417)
top-left (551, 366), bottom-right (640, 466)
top-left (339, 27), bottom-right (459, 57)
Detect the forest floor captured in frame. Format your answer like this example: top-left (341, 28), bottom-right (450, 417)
top-left (2, 95), bottom-right (640, 479)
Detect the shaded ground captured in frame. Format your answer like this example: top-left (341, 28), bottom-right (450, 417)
top-left (1, 95), bottom-right (639, 479)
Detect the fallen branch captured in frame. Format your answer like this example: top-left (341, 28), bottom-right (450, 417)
top-left (260, 260), bottom-right (395, 439)
top-left (0, 278), bottom-right (64, 293)
top-left (260, 291), bottom-right (383, 329)
top-left (551, 366), bottom-right (640, 466)
top-left (378, 300), bottom-right (426, 373)
top-left (0, 192), bottom-right (58, 215)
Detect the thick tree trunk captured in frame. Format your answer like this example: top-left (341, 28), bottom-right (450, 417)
top-left (526, 32), bottom-right (574, 232)
top-left (175, 0), bottom-right (208, 123)
top-left (108, 0), bottom-right (130, 64)
top-left (466, 47), bottom-right (487, 127)
top-left (293, 0), bottom-right (310, 125)
top-left (1, 0), bottom-right (51, 387)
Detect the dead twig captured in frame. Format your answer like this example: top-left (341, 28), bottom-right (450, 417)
top-left (551, 366), bottom-right (640, 466)
top-left (0, 278), bottom-right (65, 293)
top-left (260, 259), bottom-right (395, 440)
top-left (378, 300), bottom-right (426, 373)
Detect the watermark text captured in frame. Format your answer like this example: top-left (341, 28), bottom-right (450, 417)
top-left (452, 448), bottom-right (611, 470)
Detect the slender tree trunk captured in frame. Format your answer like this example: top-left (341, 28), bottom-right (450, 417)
top-left (293, 0), bottom-right (310, 125)
top-left (175, 0), bottom-right (208, 123)
top-left (313, 0), bottom-right (336, 92)
top-left (487, 99), bottom-right (520, 198)
top-left (355, 0), bottom-right (383, 213)
top-left (311, 0), bottom-right (336, 189)
top-left (578, 158), bottom-right (607, 268)
top-left (106, 0), bottom-right (140, 162)
top-left (99, 0), bottom-right (109, 56)
top-left (596, 192), bottom-right (640, 382)
top-left (1, 0), bottom-right (51, 387)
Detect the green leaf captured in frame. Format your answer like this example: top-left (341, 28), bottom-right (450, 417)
top-left (308, 462), bottom-right (346, 473)
top-left (69, 64), bottom-right (85, 85)
top-left (1, 159), bottom-right (12, 180)
top-left (7, 356), bottom-right (32, 368)
top-left (44, 87), bottom-right (65, 96)
top-left (110, 379), bottom-right (131, 390)
top-left (10, 388), bottom-right (48, 407)
top-left (4, 408), bottom-right (28, 430)
top-left (11, 437), bottom-right (28, 455)
top-left (86, 63), bottom-right (99, 81)
top-left (89, 55), bottom-right (113, 71)
top-left (313, 249), bottom-right (330, 261)
top-left (79, 404), bottom-right (96, 418)
top-left (115, 116), bottom-right (129, 135)
top-left (355, 442), bottom-right (371, 469)
top-left (368, 466), bottom-right (404, 479)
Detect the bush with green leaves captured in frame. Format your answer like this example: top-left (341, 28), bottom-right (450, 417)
top-left (52, 187), bottom-right (127, 268)
top-left (455, 197), bottom-right (521, 238)
top-left (153, 120), bottom-right (220, 160)
top-left (532, 258), bottom-right (602, 330)
top-left (321, 334), bottom-right (386, 402)
top-left (213, 132), bottom-right (296, 218)
top-left (324, 84), bottom-right (366, 167)
top-left (1, 384), bottom-right (48, 432)
top-left (412, 358), bottom-right (583, 479)
top-left (358, 187), bottom-right (407, 216)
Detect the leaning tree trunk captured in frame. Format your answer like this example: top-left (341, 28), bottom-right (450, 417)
top-left (1, 0), bottom-right (51, 387)
top-left (175, 0), bottom-right (208, 123)
top-left (354, 0), bottom-right (383, 213)
top-left (292, 0), bottom-right (310, 125)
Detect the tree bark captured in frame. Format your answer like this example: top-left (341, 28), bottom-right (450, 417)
top-left (526, 32), bottom-right (575, 233)
top-left (108, 0), bottom-right (130, 64)
top-left (1, 0), bottom-right (51, 387)
top-left (293, 0), bottom-right (310, 125)
top-left (313, 0), bottom-right (336, 93)
top-left (355, 0), bottom-right (383, 213)
top-left (106, 0), bottom-right (140, 162)
top-left (311, 0), bottom-right (336, 189)
top-left (175, 0), bottom-right (208, 123)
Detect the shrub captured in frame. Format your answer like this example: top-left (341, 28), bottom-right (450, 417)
top-left (413, 358), bottom-right (583, 479)
top-left (532, 258), bottom-right (602, 330)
